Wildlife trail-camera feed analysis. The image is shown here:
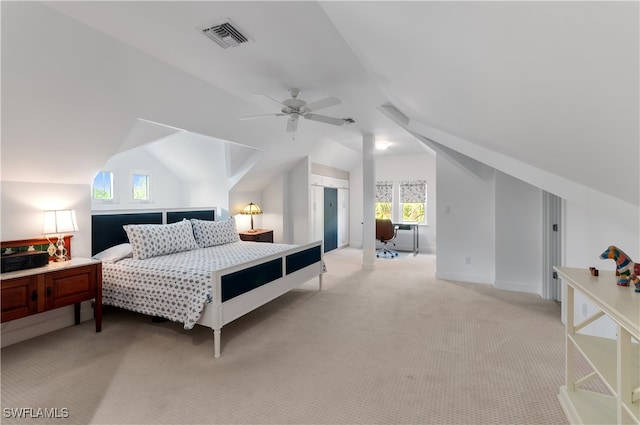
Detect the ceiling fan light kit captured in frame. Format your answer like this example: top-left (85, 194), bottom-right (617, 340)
top-left (239, 88), bottom-right (354, 134)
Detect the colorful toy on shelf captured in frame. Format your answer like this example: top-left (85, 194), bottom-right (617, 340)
top-left (599, 245), bottom-right (640, 292)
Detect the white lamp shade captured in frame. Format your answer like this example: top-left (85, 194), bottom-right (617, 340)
top-left (43, 210), bottom-right (79, 235)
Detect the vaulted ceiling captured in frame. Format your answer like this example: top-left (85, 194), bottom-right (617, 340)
top-left (2, 2), bottom-right (638, 217)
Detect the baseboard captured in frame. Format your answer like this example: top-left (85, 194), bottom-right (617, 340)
top-left (494, 280), bottom-right (541, 295)
top-left (435, 271), bottom-right (493, 285)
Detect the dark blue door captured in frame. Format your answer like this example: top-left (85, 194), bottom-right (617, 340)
top-left (324, 187), bottom-right (338, 252)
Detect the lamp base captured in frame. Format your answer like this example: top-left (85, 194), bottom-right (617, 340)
top-left (55, 236), bottom-right (69, 262)
top-left (247, 229), bottom-right (258, 233)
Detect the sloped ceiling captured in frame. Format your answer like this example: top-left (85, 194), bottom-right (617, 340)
top-left (322, 1), bottom-right (639, 207)
top-left (1, 1), bottom-right (638, 213)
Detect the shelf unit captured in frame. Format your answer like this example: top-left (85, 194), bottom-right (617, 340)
top-left (555, 267), bottom-right (640, 424)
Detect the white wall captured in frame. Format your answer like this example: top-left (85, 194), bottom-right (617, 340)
top-left (288, 157), bottom-right (311, 245)
top-left (93, 133), bottom-right (237, 218)
top-left (229, 191), bottom-right (263, 233)
top-left (92, 148), bottom-right (185, 212)
top-left (144, 132), bottom-right (231, 216)
top-left (494, 171), bottom-right (543, 295)
top-left (436, 152), bottom-right (496, 284)
top-left (1, 182), bottom-right (92, 257)
top-left (349, 151), bottom-right (437, 253)
top-left (349, 161), bottom-right (364, 249)
top-left (564, 201), bottom-right (639, 270)
top-left (262, 175), bottom-right (285, 243)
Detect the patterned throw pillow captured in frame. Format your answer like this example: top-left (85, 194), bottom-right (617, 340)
top-left (124, 220), bottom-right (199, 260)
top-left (191, 218), bottom-right (239, 248)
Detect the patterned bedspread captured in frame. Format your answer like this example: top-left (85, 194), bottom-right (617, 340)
top-left (102, 241), bottom-right (296, 329)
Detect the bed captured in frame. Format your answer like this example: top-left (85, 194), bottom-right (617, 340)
top-left (91, 209), bottom-right (323, 357)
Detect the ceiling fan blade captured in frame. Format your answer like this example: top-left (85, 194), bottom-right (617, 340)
top-left (286, 116), bottom-right (299, 133)
top-left (257, 94), bottom-right (287, 108)
top-left (238, 113), bottom-right (286, 120)
top-left (303, 113), bottom-right (346, 126)
top-left (305, 96), bottom-right (341, 112)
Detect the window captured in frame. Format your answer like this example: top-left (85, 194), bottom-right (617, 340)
top-left (375, 181), bottom-right (393, 220)
top-left (400, 180), bottom-right (426, 223)
top-left (131, 172), bottom-right (151, 201)
top-left (92, 171), bottom-right (114, 201)
top-left (375, 180), bottom-right (427, 223)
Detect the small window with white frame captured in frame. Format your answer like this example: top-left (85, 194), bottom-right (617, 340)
top-left (92, 170), bottom-right (116, 202)
top-left (400, 180), bottom-right (426, 223)
top-left (131, 171), bottom-right (152, 202)
top-left (375, 180), bottom-right (393, 220)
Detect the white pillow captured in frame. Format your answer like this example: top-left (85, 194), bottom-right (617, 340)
top-left (191, 218), bottom-right (239, 248)
top-left (92, 243), bottom-right (133, 263)
top-left (124, 220), bottom-right (199, 260)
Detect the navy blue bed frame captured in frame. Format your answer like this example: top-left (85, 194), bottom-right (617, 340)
top-left (91, 209), bottom-right (215, 256)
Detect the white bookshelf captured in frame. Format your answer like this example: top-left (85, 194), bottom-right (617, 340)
top-left (555, 267), bottom-right (640, 425)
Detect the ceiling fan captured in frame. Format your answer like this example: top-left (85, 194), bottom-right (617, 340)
top-left (239, 88), bottom-right (353, 133)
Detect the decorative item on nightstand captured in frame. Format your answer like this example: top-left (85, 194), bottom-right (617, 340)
top-left (43, 209), bottom-right (79, 262)
top-left (240, 202), bottom-right (262, 233)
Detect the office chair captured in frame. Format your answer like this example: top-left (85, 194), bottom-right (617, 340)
top-left (376, 219), bottom-right (399, 258)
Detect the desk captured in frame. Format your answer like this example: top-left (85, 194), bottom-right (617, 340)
top-left (394, 223), bottom-right (419, 256)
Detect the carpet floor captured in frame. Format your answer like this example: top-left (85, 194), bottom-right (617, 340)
top-left (1, 248), bottom-right (569, 424)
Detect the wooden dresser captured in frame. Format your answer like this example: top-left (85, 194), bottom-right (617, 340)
top-left (1, 257), bottom-right (102, 332)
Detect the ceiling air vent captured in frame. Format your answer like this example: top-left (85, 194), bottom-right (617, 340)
top-left (200, 20), bottom-right (250, 49)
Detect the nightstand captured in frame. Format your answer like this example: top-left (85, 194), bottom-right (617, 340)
top-left (0, 258), bottom-right (102, 332)
top-left (239, 229), bottom-right (274, 243)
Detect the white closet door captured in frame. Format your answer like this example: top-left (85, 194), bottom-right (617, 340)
top-left (338, 188), bottom-right (349, 247)
top-left (311, 185), bottom-right (324, 243)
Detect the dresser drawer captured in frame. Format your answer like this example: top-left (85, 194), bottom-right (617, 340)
top-left (239, 229), bottom-right (273, 243)
top-left (252, 232), bottom-right (273, 242)
top-left (45, 265), bottom-right (97, 309)
top-left (1, 275), bottom-right (40, 322)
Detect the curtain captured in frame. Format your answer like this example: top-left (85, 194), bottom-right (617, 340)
top-left (375, 181), bottom-right (393, 202)
top-left (400, 180), bottom-right (426, 203)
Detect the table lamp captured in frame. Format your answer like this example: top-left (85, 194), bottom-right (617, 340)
top-left (43, 209), bottom-right (79, 261)
top-left (240, 202), bottom-right (262, 233)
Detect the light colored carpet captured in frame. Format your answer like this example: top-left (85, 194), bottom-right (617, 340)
top-left (1, 248), bottom-right (569, 424)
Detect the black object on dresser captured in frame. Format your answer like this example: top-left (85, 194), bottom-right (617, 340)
top-left (1, 251), bottom-right (49, 273)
